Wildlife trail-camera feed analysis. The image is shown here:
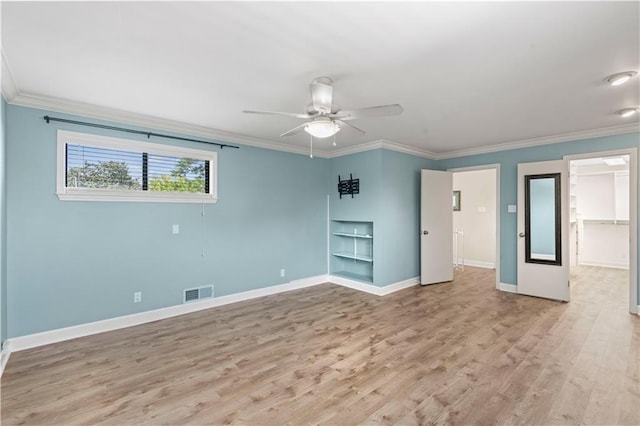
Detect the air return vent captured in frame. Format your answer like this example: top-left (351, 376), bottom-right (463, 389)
top-left (183, 285), bottom-right (214, 303)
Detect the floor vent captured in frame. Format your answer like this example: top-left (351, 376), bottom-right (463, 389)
top-left (184, 285), bottom-right (214, 303)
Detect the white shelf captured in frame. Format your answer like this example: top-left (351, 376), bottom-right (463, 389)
top-left (332, 251), bottom-right (373, 262)
top-left (331, 220), bottom-right (374, 283)
top-left (332, 232), bottom-right (373, 239)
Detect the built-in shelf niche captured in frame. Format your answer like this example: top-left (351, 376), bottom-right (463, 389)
top-left (330, 220), bottom-right (374, 283)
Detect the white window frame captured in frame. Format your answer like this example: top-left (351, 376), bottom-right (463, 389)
top-left (56, 130), bottom-right (218, 203)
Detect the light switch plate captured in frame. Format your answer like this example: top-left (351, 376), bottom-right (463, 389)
top-left (507, 205), bottom-right (517, 213)
top-left (172, 224), bottom-right (179, 234)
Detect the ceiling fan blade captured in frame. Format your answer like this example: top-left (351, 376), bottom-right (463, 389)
top-left (280, 122), bottom-right (309, 137)
top-left (310, 81), bottom-right (333, 114)
top-left (332, 104), bottom-right (404, 121)
top-left (335, 120), bottom-right (366, 135)
top-left (243, 110), bottom-right (311, 119)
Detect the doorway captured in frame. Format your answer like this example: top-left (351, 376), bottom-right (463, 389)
top-left (449, 165), bottom-right (500, 288)
top-left (566, 149), bottom-right (637, 314)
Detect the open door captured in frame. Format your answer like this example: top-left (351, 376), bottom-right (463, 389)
top-left (517, 160), bottom-right (569, 301)
top-left (421, 170), bottom-right (453, 285)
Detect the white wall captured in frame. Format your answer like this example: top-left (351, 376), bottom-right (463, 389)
top-left (580, 222), bottom-right (629, 269)
top-left (575, 169), bottom-right (629, 269)
top-left (452, 169), bottom-right (496, 268)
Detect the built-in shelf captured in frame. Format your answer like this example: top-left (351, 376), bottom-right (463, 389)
top-left (332, 251), bottom-right (373, 262)
top-left (330, 220), bottom-right (374, 283)
top-left (332, 232), bottom-right (373, 239)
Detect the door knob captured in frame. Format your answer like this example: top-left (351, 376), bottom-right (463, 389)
top-left (422, 230), bottom-right (429, 235)
top-left (519, 232), bottom-right (526, 238)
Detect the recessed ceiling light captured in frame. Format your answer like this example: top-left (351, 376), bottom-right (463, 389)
top-left (606, 71), bottom-right (637, 86)
top-left (617, 108), bottom-right (638, 118)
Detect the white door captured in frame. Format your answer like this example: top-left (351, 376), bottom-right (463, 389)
top-left (517, 160), bottom-right (569, 301)
top-left (421, 170), bottom-right (453, 285)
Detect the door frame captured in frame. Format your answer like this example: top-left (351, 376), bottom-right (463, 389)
top-left (447, 164), bottom-right (501, 290)
top-left (564, 148), bottom-right (638, 314)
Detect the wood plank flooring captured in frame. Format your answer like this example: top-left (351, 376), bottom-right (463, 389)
top-left (2, 266), bottom-right (638, 425)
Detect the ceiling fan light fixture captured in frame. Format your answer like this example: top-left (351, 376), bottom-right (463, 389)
top-left (617, 107), bottom-right (638, 118)
top-left (606, 71), bottom-right (637, 86)
top-left (304, 118), bottom-right (340, 138)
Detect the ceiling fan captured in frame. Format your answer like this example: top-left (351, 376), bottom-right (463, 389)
top-left (243, 77), bottom-right (403, 140)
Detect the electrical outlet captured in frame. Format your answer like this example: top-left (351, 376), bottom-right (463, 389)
top-left (172, 224), bottom-right (179, 234)
top-left (280, 269), bottom-right (285, 277)
top-left (134, 291), bottom-right (142, 303)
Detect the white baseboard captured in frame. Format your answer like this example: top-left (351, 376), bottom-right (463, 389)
top-left (461, 260), bottom-right (495, 269)
top-left (578, 260), bottom-right (629, 270)
top-left (329, 275), bottom-right (420, 296)
top-left (7, 274), bottom-right (422, 354)
top-left (0, 341), bottom-right (11, 378)
top-left (499, 282), bottom-right (518, 293)
top-left (7, 275), bottom-right (329, 352)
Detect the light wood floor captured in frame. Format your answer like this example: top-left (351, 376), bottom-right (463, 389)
top-left (2, 266), bottom-right (638, 425)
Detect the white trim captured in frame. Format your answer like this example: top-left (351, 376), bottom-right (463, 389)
top-left (7, 275), bottom-right (328, 352)
top-left (326, 139), bottom-right (436, 160)
top-left (578, 260), bottom-right (629, 270)
top-left (448, 164), bottom-right (501, 289)
top-left (565, 148), bottom-right (638, 315)
top-left (0, 342), bottom-right (11, 378)
top-left (499, 283), bottom-right (518, 293)
top-left (6, 88), bottom-right (639, 161)
top-left (1, 50), bottom-right (19, 100)
top-left (436, 124), bottom-right (640, 160)
top-left (329, 275), bottom-right (420, 296)
top-left (3, 76), bottom-right (638, 161)
top-left (637, 306), bottom-right (640, 316)
top-left (463, 260), bottom-right (496, 269)
top-left (6, 274), bottom-right (423, 353)
top-left (56, 130), bottom-right (218, 203)
top-left (8, 92), bottom-right (333, 158)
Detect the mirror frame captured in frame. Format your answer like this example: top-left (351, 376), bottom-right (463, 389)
top-left (524, 173), bottom-right (562, 266)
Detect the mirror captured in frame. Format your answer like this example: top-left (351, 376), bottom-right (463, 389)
top-left (525, 173), bottom-right (561, 265)
top-left (453, 190), bottom-right (461, 211)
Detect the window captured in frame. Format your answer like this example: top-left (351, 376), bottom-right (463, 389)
top-left (57, 130), bottom-right (217, 203)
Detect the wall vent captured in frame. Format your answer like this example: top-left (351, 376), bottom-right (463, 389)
top-left (183, 285), bottom-right (214, 303)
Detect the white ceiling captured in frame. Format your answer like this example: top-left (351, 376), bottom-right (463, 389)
top-left (2, 2), bottom-right (639, 157)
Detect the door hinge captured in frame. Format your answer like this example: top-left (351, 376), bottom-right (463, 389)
top-left (568, 280), bottom-right (570, 287)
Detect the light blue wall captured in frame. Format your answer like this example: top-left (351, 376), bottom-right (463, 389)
top-left (437, 132), bottom-right (640, 300)
top-left (6, 105), bottom-right (329, 337)
top-left (529, 177), bottom-right (556, 256)
top-left (328, 149), bottom-right (434, 286)
top-left (378, 149), bottom-right (436, 285)
top-left (329, 149), bottom-right (382, 281)
top-left (1, 96), bottom-right (6, 344)
top-left (5, 101), bottom-right (639, 339)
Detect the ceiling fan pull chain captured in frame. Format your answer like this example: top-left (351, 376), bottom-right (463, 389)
top-left (333, 134), bottom-right (337, 147)
top-left (309, 135), bottom-right (313, 158)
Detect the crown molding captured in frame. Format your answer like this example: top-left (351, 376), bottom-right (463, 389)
top-left (6, 91), bottom-right (334, 158)
top-left (379, 139), bottom-right (437, 159)
top-left (3, 65), bottom-right (637, 162)
top-left (1, 49), bottom-right (19, 101)
top-left (433, 123), bottom-right (640, 160)
top-left (327, 139), bottom-right (436, 159)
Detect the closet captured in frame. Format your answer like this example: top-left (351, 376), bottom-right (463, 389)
top-left (570, 157), bottom-right (629, 269)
